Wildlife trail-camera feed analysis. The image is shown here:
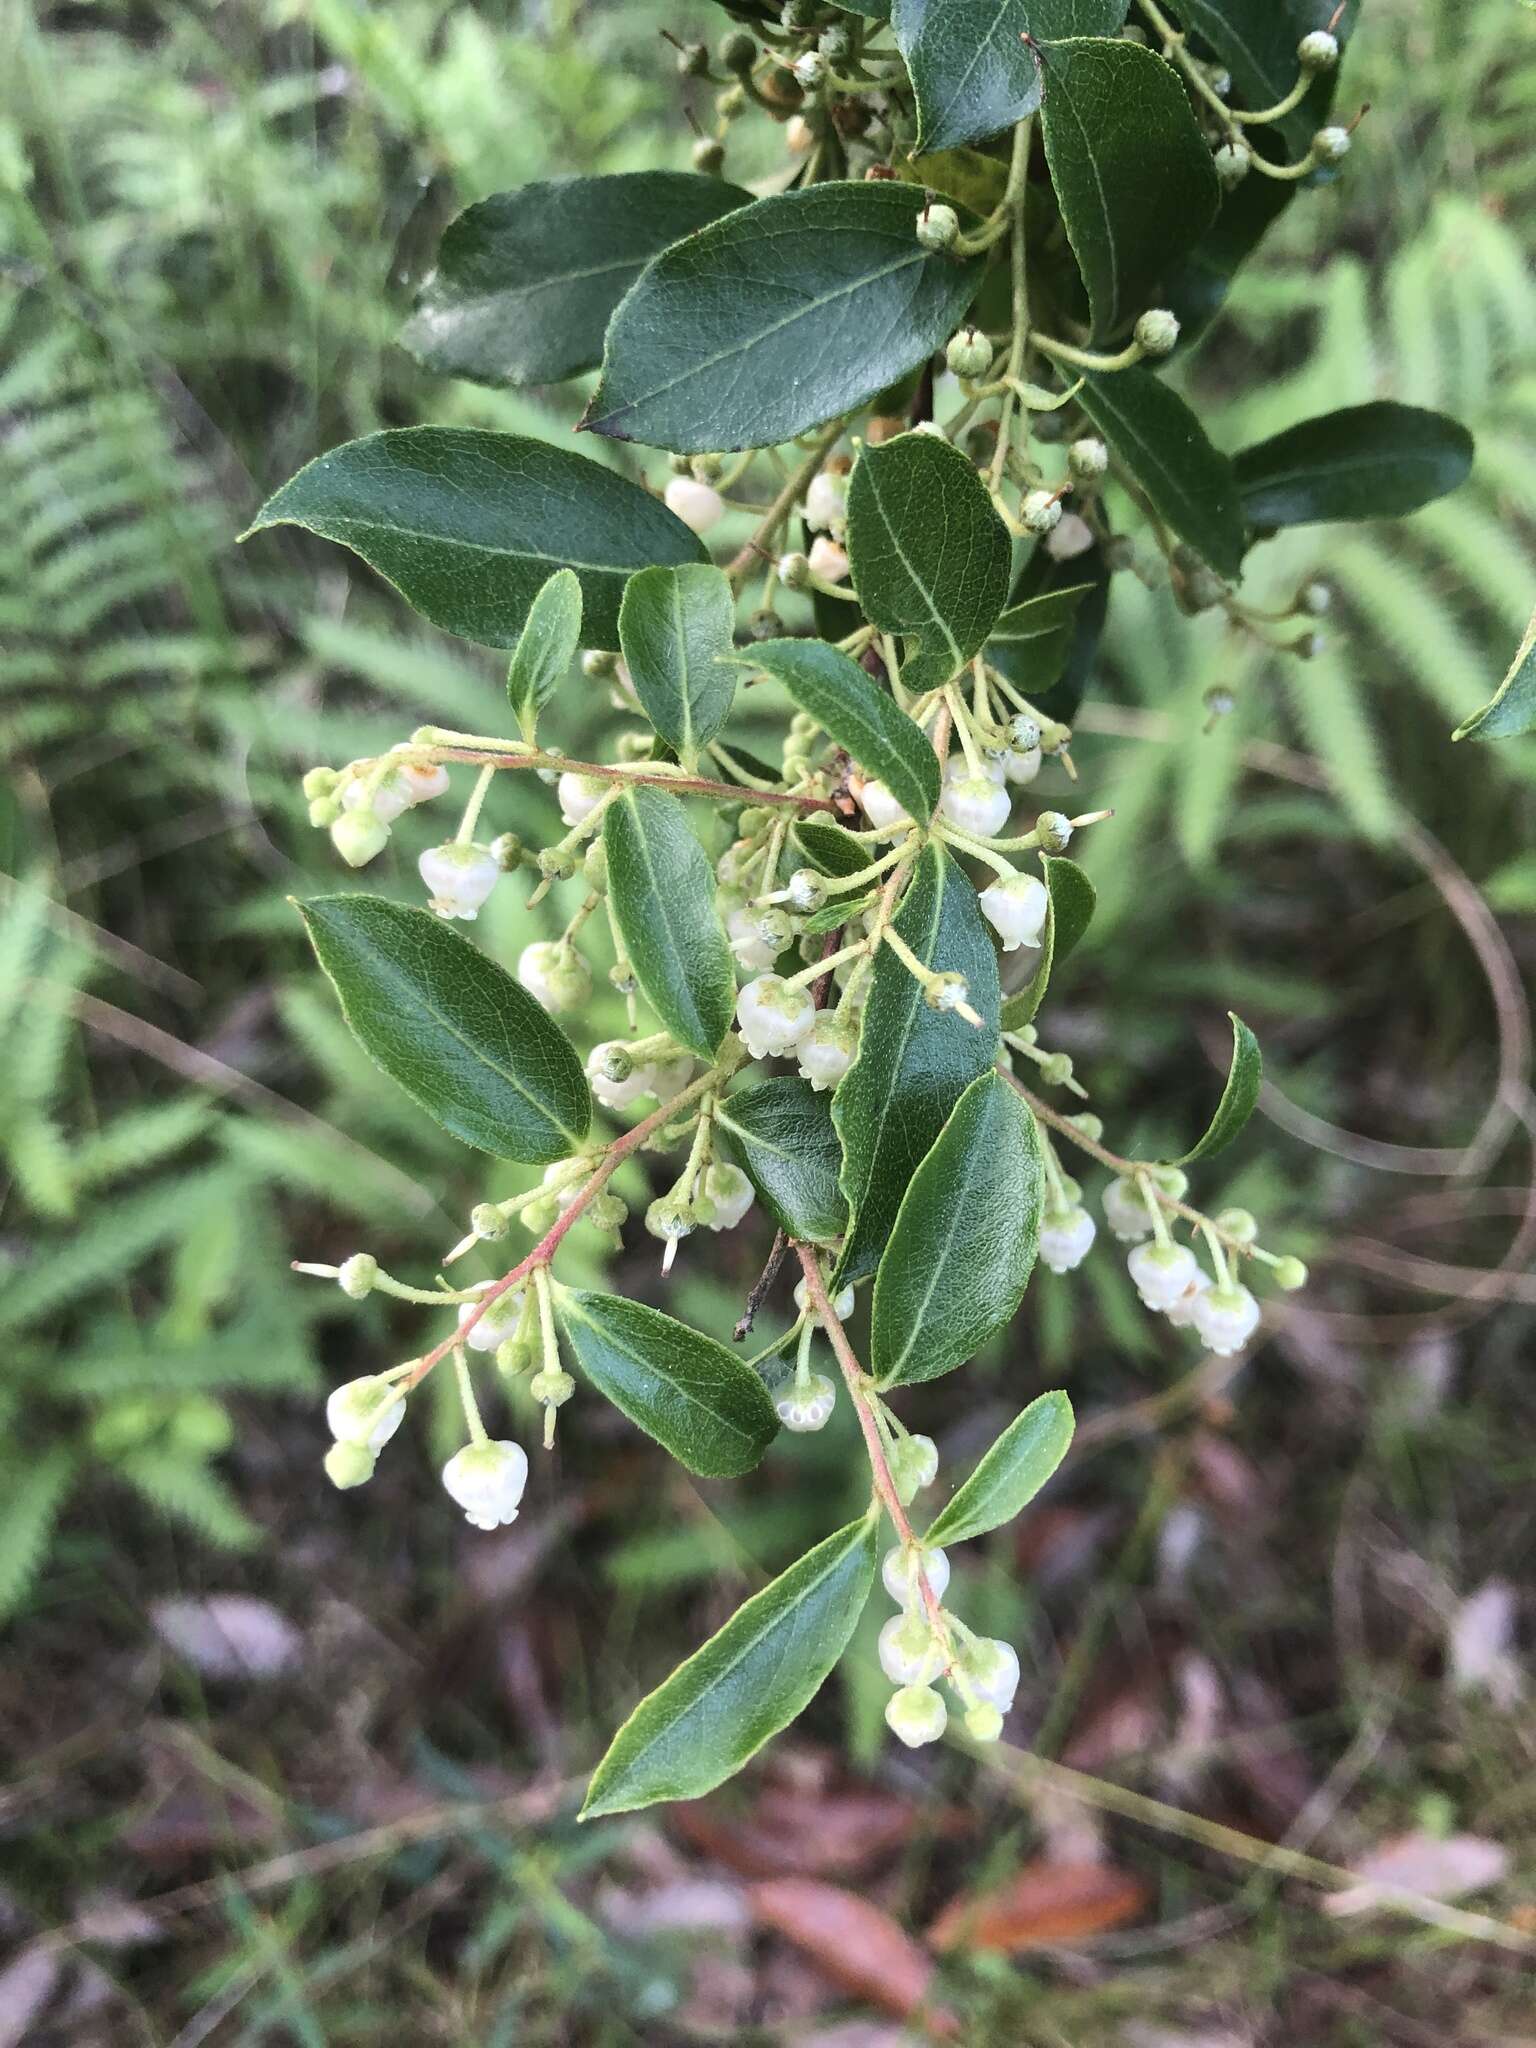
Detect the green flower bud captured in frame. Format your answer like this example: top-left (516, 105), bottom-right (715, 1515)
top-left (889, 1433), bottom-right (939, 1506)
top-left (338, 1253), bottom-right (377, 1299)
top-left (1039, 1051), bottom-right (1074, 1088)
top-left (1069, 1112), bottom-right (1104, 1143)
top-left (1272, 1255), bottom-right (1308, 1291)
top-left (964, 1701), bottom-right (1005, 1743)
top-left (302, 766), bottom-right (339, 800)
top-left (886, 1683), bottom-right (947, 1748)
top-left (308, 795), bottom-right (341, 827)
top-left (471, 1202), bottom-right (508, 1242)
top-left (1216, 1206), bottom-right (1258, 1244)
top-left (1134, 307), bottom-right (1180, 356)
top-left (330, 809), bottom-right (389, 868)
top-left (1214, 139), bottom-right (1252, 188)
top-left (587, 1191), bottom-right (629, 1233)
top-left (495, 1325), bottom-right (540, 1378)
top-left (529, 1366), bottom-right (576, 1408)
top-left (325, 1440), bottom-right (377, 1490)
top-left (945, 325), bottom-right (992, 378)
top-left (916, 202), bottom-right (961, 252)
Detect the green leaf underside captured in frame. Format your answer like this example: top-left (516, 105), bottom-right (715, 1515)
top-left (581, 183), bottom-right (984, 453)
top-left (896, 1), bottom-right (1129, 155)
top-left (739, 639), bottom-right (940, 822)
top-left (1077, 367), bottom-right (1247, 581)
top-left (1000, 853), bottom-right (1095, 1030)
top-left (619, 563), bottom-right (737, 763)
top-left (580, 1515), bottom-right (878, 1817)
top-left (793, 820), bottom-right (879, 877)
top-left (299, 896), bottom-right (590, 1164)
top-left (926, 1390), bottom-right (1075, 1546)
top-left (802, 891), bottom-right (878, 935)
top-left (1176, 0), bottom-right (1349, 161)
top-left (604, 788), bottom-right (736, 1059)
top-left (555, 1291), bottom-right (779, 1479)
top-left (506, 567), bottom-right (581, 740)
top-left (401, 172), bottom-right (750, 387)
top-left (1038, 38), bottom-right (1220, 340)
top-left (1454, 607), bottom-right (1536, 743)
top-left (716, 1077), bottom-right (848, 1243)
top-left (845, 433), bottom-right (1012, 696)
top-left (1235, 402), bottom-right (1476, 531)
top-left (872, 1072), bottom-right (1043, 1385)
top-left (987, 583), bottom-right (1093, 697)
top-left (1177, 1011), bottom-right (1262, 1164)
top-left (834, 845), bottom-right (1002, 1282)
top-left (245, 428), bottom-right (705, 649)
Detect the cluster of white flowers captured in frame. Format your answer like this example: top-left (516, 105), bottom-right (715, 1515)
top-left (878, 1537), bottom-right (1021, 1749)
top-left (304, 747), bottom-right (452, 871)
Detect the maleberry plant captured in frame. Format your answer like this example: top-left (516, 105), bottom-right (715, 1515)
top-left (250, 0), bottom-right (1473, 1817)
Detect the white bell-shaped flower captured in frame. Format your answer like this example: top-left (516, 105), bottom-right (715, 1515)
top-left (441, 1439), bottom-right (529, 1530)
top-left (879, 1613), bottom-right (944, 1687)
top-left (736, 975), bottom-right (815, 1059)
top-left (727, 906), bottom-right (781, 973)
top-left (1191, 1281), bottom-right (1262, 1355)
top-left (797, 1014), bottom-right (856, 1092)
top-left (557, 771), bottom-right (608, 829)
top-left (326, 1375), bottom-right (405, 1452)
top-left (979, 872), bottom-right (1048, 952)
top-left (804, 469), bottom-right (847, 532)
top-left (1046, 510), bottom-right (1096, 560)
top-left (342, 770), bottom-right (412, 824)
top-left (1002, 740), bottom-right (1043, 784)
top-left (885, 1683), bottom-right (947, 1748)
top-left (1103, 1176), bottom-right (1158, 1243)
top-left (419, 841), bottom-right (501, 921)
top-left (703, 1162), bottom-right (755, 1231)
top-left (585, 1041), bottom-right (656, 1110)
top-left (940, 772), bottom-right (1010, 839)
top-left (516, 940), bottom-right (591, 1014)
top-left (646, 1055), bottom-right (696, 1102)
top-left (457, 1283), bottom-right (527, 1354)
top-left (1039, 1205), bottom-right (1096, 1273)
top-left (664, 475), bottom-right (725, 534)
top-left (859, 778), bottom-right (911, 832)
top-left (1128, 1240), bottom-right (1201, 1312)
top-left (882, 1543), bottom-right (950, 1606)
top-left (947, 749), bottom-right (1006, 786)
top-left (792, 1276), bottom-right (855, 1325)
top-left (774, 1372), bottom-right (837, 1432)
top-left (808, 534), bottom-right (850, 584)
top-left (963, 1636), bottom-right (1021, 1712)
top-left (397, 759), bottom-right (450, 805)
top-left (1165, 1268), bottom-right (1213, 1330)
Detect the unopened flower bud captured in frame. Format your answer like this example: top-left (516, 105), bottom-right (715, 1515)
top-left (325, 1440), bottom-right (377, 1490)
top-left (778, 550), bottom-right (813, 590)
top-left (458, 1283), bottom-right (528, 1354)
top-left (529, 1366), bottom-right (575, 1409)
top-left (302, 766), bottom-right (339, 800)
top-left (889, 1433), bottom-right (939, 1505)
top-left (703, 1162), bottom-right (755, 1231)
top-left (879, 1612), bottom-right (943, 1686)
top-left (916, 201), bottom-right (960, 252)
top-left (1103, 1177), bottom-right (1157, 1244)
top-left (326, 1373), bottom-right (404, 1449)
top-left (1215, 1206), bottom-right (1258, 1244)
top-left (1298, 28), bottom-right (1339, 70)
top-left (1214, 139), bottom-right (1252, 187)
top-left (964, 1701), bottom-right (1005, 1742)
top-left (945, 326), bottom-right (992, 379)
top-left (886, 1683), bottom-right (947, 1748)
top-left (517, 940), bottom-right (591, 1014)
top-left (1272, 1255), bottom-right (1308, 1291)
top-left (1134, 308), bottom-right (1180, 356)
top-left (331, 808), bottom-right (389, 868)
top-left (664, 474), bottom-right (725, 534)
top-left (882, 1543), bottom-right (950, 1605)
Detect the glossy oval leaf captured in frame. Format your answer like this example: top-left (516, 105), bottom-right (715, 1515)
top-left (1176, 1011), bottom-right (1262, 1165)
top-left (895, 0), bottom-right (1128, 154)
top-left (1235, 402), bottom-right (1476, 533)
top-left (1454, 607), bottom-right (1536, 743)
top-left (604, 786), bottom-right (736, 1059)
top-left (401, 172), bottom-right (750, 387)
top-left (580, 182), bottom-right (984, 453)
top-left (736, 639), bottom-right (940, 822)
top-left (580, 1514), bottom-right (878, 1818)
top-left (244, 428), bottom-right (706, 649)
top-left (1078, 367), bottom-right (1247, 581)
top-left (716, 1077), bottom-right (847, 1244)
top-left (1039, 38), bottom-right (1220, 340)
top-left (555, 1290), bottom-right (779, 1478)
top-left (999, 853), bottom-right (1096, 1031)
top-left (619, 563), bottom-right (738, 765)
top-left (872, 1072), bottom-right (1043, 1386)
top-left (506, 567), bottom-right (581, 742)
top-left (846, 432), bottom-right (1012, 695)
top-left (299, 895), bottom-right (590, 1164)
top-left (926, 1390), bottom-right (1075, 1546)
top-left (835, 845), bottom-right (1002, 1281)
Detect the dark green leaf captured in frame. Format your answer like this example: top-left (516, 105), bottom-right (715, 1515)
top-left (1039, 38), bottom-right (1220, 340)
top-left (244, 429), bottom-right (705, 649)
top-left (1078, 367), bottom-right (1246, 581)
top-left (716, 1077), bottom-right (847, 1243)
top-left (1000, 854), bottom-right (1095, 1030)
top-left (1454, 607), bottom-right (1536, 743)
top-left (736, 639), bottom-right (939, 822)
top-left (401, 173), bottom-right (749, 387)
top-left (506, 568), bottom-right (581, 742)
top-left (619, 564), bottom-right (738, 765)
top-left (555, 1290), bottom-right (779, 1478)
top-left (299, 895), bottom-right (590, 1164)
top-left (581, 1515), bottom-right (877, 1817)
top-left (845, 432), bottom-right (1012, 694)
top-left (1236, 402), bottom-right (1476, 532)
top-left (604, 787), bottom-right (736, 1059)
top-left (872, 1073), bottom-right (1042, 1385)
top-left (1174, 1), bottom-right (1352, 161)
top-left (581, 183), bottom-right (984, 453)
top-left (986, 583), bottom-right (1092, 696)
top-left (835, 846), bottom-right (1001, 1281)
top-left (793, 820), bottom-right (878, 878)
top-left (895, 1), bottom-right (1128, 154)
top-left (1176, 1011), bottom-right (1261, 1164)
top-left (801, 892), bottom-right (878, 934)
top-left (1006, 544), bottom-right (1110, 723)
top-left (926, 1390), bottom-right (1074, 1546)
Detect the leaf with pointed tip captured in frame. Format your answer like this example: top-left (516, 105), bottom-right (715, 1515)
top-left (580, 1515), bottom-right (877, 1818)
top-left (736, 640), bottom-right (939, 822)
top-left (555, 1291), bottom-right (779, 1478)
top-left (793, 820), bottom-right (877, 878)
top-left (245, 429), bottom-right (706, 649)
top-left (506, 568), bottom-right (581, 742)
top-left (716, 1078), bottom-right (847, 1244)
top-left (1000, 854), bottom-right (1095, 1030)
top-left (872, 1073), bottom-right (1043, 1386)
top-left (619, 564), bottom-right (738, 765)
top-left (581, 182), bottom-right (984, 453)
top-left (926, 1391), bottom-right (1075, 1546)
top-left (1077, 368), bottom-right (1247, 581)
top-left (1006, 546), bottom-right (1110, 723)
top-left (401, 172), bottom-right (750, 387)
top-left (1454, 607), bottom-right (1536, 743)
top-left (298, 896), bottom-right (590, 1164)
top-left (894, 0), bottom-right (1128, 154)
top-left (1038, 37), bottom-right (1220, 340)
top-left (1176, 1012), bottom-right (1261, 1164)
top-left (845, 433), bottom-right (1012, 696)
top-left (604, 787), bottom-right (736, 1059)
top-left (835, 845), bottom-right (1001, 1282)
top-left (986, 583), bottom-right (1092, 697)
top-left (1236, 402), bottom-right (1475, 533)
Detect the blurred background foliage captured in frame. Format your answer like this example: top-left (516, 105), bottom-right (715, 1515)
top-left (2, 1), bottom-right (1534, 2042)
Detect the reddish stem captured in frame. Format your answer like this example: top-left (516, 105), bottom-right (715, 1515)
top-left (426, 748), bottom-right (837, 814)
